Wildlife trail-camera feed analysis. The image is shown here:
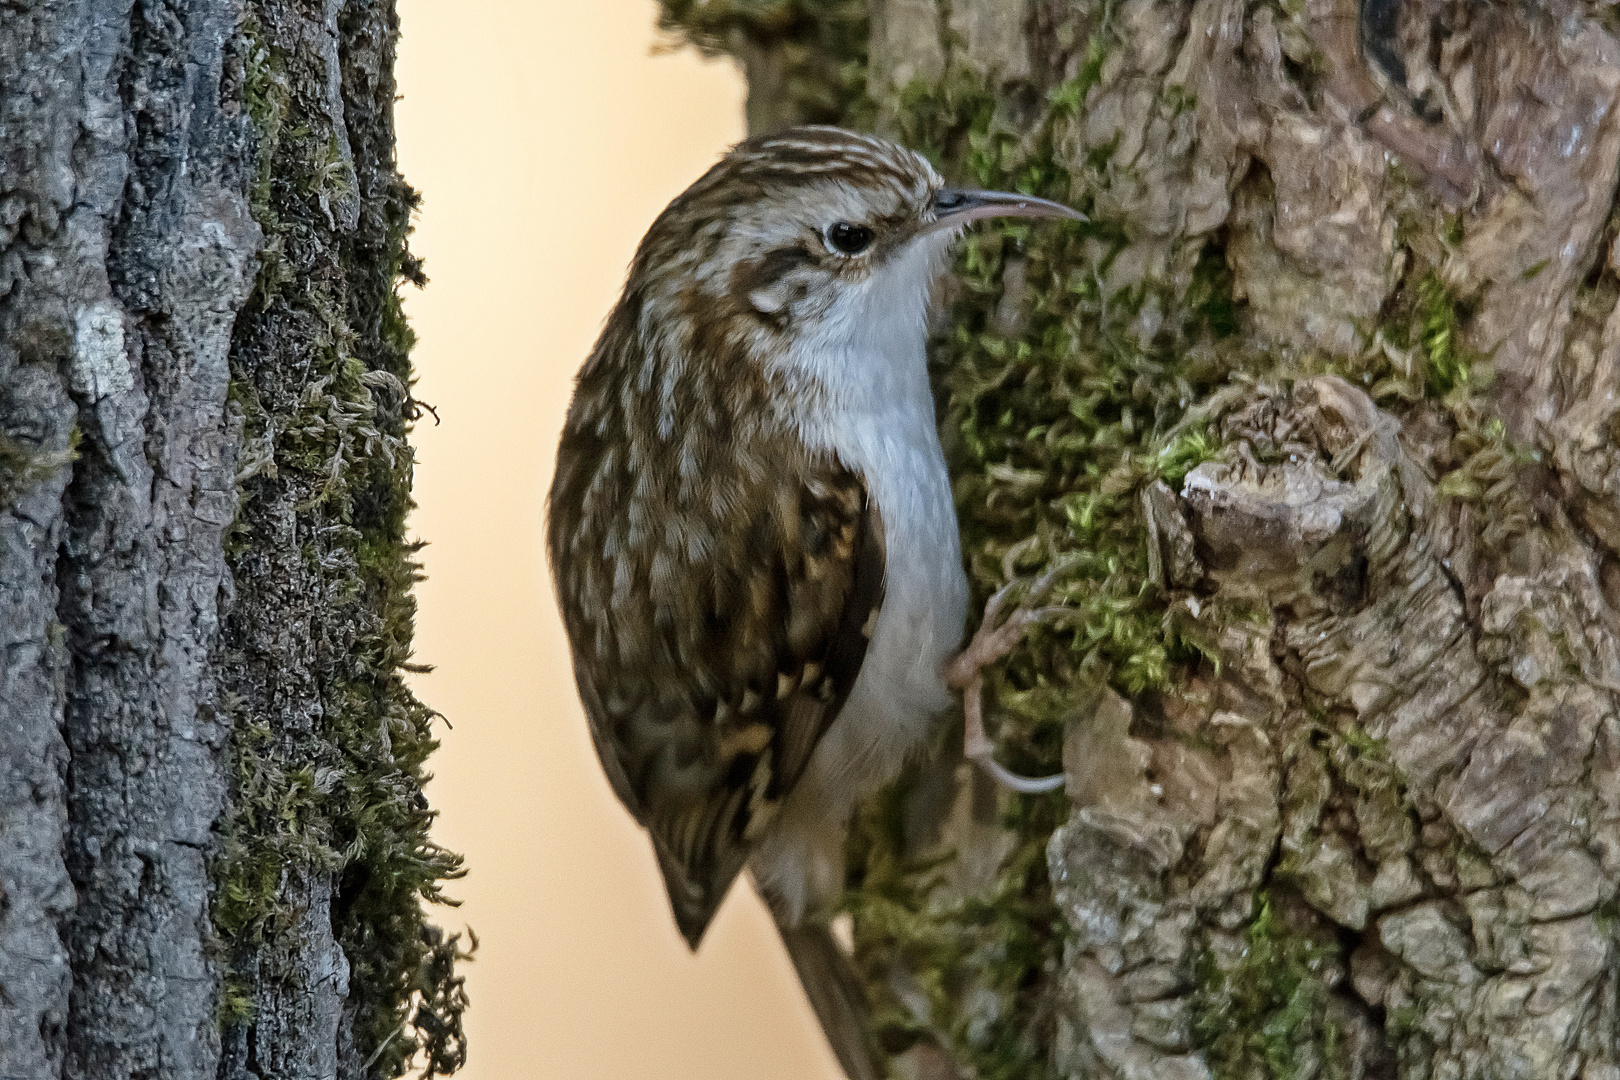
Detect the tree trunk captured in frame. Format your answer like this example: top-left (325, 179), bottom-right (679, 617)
top-left (0, 3), bottom-right (465, 1078)
top-left (661, 1), bottom-right (1620, 1078)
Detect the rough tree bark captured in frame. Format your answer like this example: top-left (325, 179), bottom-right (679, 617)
top-left (0, 2), bottom-right (465, 1078)
top-left (663, 2), bottom-right (1620, 1078)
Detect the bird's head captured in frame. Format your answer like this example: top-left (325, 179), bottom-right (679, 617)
top-left (629, 127), bottom-right (1084, 347)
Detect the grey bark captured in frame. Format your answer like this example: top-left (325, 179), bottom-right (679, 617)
top-left (0, 1), bottom-right (460, 1077)
top-left (851, 0), bottom-right (1620, 1076)
top-left (2, 1), bottom-right (256, 1076)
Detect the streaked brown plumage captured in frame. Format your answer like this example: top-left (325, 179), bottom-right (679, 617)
top-left (547, 126), bottom-right (1081, 1079)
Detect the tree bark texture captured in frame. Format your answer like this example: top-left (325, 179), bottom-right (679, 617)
top-left (0, 2), bottom-right (464, 1078)
top-left (662, 2), bottom-right (1620, 1078)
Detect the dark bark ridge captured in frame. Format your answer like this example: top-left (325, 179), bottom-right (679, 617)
top-left (0, 1), bottom-right (464, 1077)
top-left (661, 0), bottom-right (1620, 1077)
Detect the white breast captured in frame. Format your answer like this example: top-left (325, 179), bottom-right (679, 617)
top-left (750, 234), bottom-right (969, 921)
top-left (801, 358), bottom-right (968, 780)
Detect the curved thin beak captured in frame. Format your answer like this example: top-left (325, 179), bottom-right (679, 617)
top-left (922, 188), bottom-right (1086, 235)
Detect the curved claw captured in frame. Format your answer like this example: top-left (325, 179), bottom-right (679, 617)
top-left (949, 561), bottom-right (1079, 796)
top-left (969, 750), bottom-right (1066, 793)
top-left (958, 661), bottom-right (1068, 796)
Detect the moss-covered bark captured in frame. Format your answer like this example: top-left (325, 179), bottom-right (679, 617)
top-left (660, 2), bottom-right (1620, 1078)
top-left (217, 2), bottom-right (466, 1075)
top-left (0, 2), bottom-right (463, 1077)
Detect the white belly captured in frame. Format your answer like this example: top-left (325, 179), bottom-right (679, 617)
top-left (750, 330), bottom-right (968, 921)
top-left (817, 424), bottom-right (968, 791)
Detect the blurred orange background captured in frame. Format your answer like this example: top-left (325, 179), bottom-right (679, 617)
top-left (394, 3), bottom-right (842, 1078)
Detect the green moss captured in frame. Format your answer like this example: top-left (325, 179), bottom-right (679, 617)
top-left (216, 976), bottom-right (256, 1027)
top-left (216, 8), bottom-right (466, 1075)
top-left (1325, 209), bottom-right (1552, 571)
top-left (1190, 893), bottom-right (1345, 1080)
top-left (1156, 427), bottom-right (1219, 485)
top-left (1430, 409), bottom-right (1540, 559)
top-left (240, 14), bottom-right (292, 298)
top-left (1280, 724), bottom-right (1418, 881)
top-left (1049, 36), bottom-right (1107, 118)
top-left (927, 68), bottom-right (1245, 710)
top-left (1384, 1004), bottom-right (1423, 1040)
top-left (1351, 209), bottom-right (1488, 410)
top-left (1414, 272), bottom-right (1471, 396)
top-left (0, 427), bottom-right (78, 510)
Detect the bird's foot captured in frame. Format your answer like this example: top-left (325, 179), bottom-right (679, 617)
top-left (944, 563), bottom-right (1069, 794)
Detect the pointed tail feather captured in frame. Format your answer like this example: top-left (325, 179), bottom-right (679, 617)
top-left (775, 920), bottom-right (882, 1080)
top-left (653, 841), bottom-right (729, 949)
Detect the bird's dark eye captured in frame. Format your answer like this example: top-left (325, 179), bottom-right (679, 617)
top-left (826, 222), bottom-right (874, 255)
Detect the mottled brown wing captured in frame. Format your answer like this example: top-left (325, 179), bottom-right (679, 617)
top-left (553, 456), bottom-right (884, 948)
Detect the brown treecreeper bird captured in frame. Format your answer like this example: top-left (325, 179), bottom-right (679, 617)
top-left (547, 126), bottom-right (1082, 1079)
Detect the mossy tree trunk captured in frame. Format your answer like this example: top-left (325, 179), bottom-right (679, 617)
top-left (0, 2), bottom-right (464, 1078)
top-left (663, 2), bottom-right (1620, 1078)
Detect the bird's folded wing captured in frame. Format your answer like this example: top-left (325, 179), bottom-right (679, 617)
top-left (567, 459), bottom-right (884, 945)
